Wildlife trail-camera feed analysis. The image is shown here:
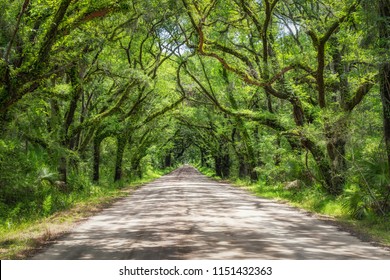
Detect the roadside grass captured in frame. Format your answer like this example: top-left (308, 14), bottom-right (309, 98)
top-left (246, 182), bottom-right (390, 247)
top-left (197, 166), bottom-right (390, 248)
top-left (0, 168), bottom-right (170, 260)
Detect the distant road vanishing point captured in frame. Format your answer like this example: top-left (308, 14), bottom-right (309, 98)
top-left (32, 165), bottom-right (390, 260)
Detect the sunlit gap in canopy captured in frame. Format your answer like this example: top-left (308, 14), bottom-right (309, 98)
top-left (157, 27), bottom-right (191, 57)
top-left (276, 16), bottom-right (301, 39)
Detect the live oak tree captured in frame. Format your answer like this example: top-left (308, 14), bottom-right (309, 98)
top-left (0, 1), bottom-right (183, 199)
top-left (179, 0), bottom-right (379, 195)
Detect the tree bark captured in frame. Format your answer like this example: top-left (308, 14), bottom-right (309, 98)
top-left (379, 0), bottom-right (390, 178)
top-left (215, 156), bottom-right (222, 178)
top-left (93, 138), bottom-right (101, 182)
top-left (65, 66), bottom-right (82, 150)
top-left (114, 135), bottom-right (127, 182)
top-left (221, 153), bottom-right (230, 178)
top-left (200, 149), bottom-right (205, 167)
top-left (35, 0), bottom-right (73, 69)
top-left (325, 119), bottom-right (347, 192)
top-left (214, 151), bottom-right (230, 178)
top-left (58, 156), bottom-right (67, 185)
top-left (164, 153), bottom-right (172, 168)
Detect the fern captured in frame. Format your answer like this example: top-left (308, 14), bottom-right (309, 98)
top-left (42, 195), bottom-right (52, 217)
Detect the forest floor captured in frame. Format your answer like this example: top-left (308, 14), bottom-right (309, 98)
top-left (31, 165), bottom-right (390, 260)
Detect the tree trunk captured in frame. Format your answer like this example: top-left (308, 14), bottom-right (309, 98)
top-left (221, 153), bottom-right (230, 178)
top-left (93, 138), bottom-right (101, 182)
top-left (287, 76), bottom-right (344, 194)
top-left (200, 149), bottom-right (205, 167)
top-left (65, 69), bottom-right (82, 149)
top-left (238, 155), bottom-right (247, 178)
top-left (114, 135), bottom-right (127, 182)
top-left (381, 63), bottom-right (390, 176)
top-left (215, 154), bottom-right (230, 178)
top-left (215, 156), bottom-right (222, 178)
top-left (164, 153), bottom-right (172, 168)
top-left (301, 137), bottom-right (342, 195)
top-left (131, 154), bottom-right (143, 178)
top-left (325, 118), bottom-right (348, 193)
top-left (379, 0), bottom-right (390, 178)
top-left (214, 137), bottom-right (230, 178)
top-left (58, 156), bottom-right (67, 185)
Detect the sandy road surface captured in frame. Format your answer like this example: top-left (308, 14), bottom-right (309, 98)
top-left (32, 166), bottom-right (390, 259)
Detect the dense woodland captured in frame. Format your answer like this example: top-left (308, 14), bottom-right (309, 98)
top-left (0, 0), bottom-right (389, 228)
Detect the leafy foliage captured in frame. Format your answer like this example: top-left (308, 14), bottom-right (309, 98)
top-left (0, 0), bottom-right (389, 233)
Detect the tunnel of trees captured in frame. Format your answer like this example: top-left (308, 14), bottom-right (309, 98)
top-left (0, 0), bottom-right (389, 225)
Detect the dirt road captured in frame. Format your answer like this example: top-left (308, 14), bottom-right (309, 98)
top-left (32, 165), bottom-right (390, 259)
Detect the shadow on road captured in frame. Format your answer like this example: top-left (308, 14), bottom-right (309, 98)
top-left (32, 166), bottom-right (390, 260)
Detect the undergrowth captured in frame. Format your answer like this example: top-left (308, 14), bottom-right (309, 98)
top-left (0, 166), bottom-right (172, 260)
top-left (197, 165), bottom-right (390, 247)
